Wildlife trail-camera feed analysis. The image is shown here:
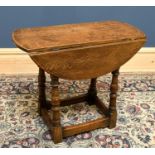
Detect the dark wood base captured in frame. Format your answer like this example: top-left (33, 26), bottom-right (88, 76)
top-left (41, 95), bottom-right (110, 139)
top-left (38, 68), bottom-right (119, 144)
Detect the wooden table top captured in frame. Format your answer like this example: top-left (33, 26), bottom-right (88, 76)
top-left (12, 20), bottom-right (146, 53)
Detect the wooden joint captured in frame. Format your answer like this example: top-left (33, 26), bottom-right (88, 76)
top-left (110, 93), bottom-right (117, 98)
top-left (112, 69), bottom-right (119, 75)
top-left (52, 107), bottom-right (61, 111)
top-left (52, 121), bottom-right (61, 127)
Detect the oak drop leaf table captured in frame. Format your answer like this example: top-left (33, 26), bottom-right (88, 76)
top-left (12, 21), bottom-right (146, 144)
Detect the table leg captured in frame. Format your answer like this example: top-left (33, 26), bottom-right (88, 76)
top-left (87, 78), bottom-right (97, 105)
top-left (50, 75), bottom-right (62, 143)
top-left (38, 68), bottom-right (46, 116)
top-left (109, 69), bottom-right (119, 129)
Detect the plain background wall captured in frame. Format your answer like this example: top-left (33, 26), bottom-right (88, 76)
top-left (0, 6), bottom-right (154, 47)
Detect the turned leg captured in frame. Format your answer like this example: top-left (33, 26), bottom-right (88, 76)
top-left (109, 69), bottom-right (119, 129)
top-left (50, 75), bottom-right (62, 143)
top-left (38, 68), bottom-right (46, 115)
top-left (87, 78), bottom-right (97, 105)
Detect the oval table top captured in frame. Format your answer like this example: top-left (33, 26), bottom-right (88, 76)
top-left (12, 20), bottom-right (146, 79)
top-left (12, 20), bottom-right (146, 53)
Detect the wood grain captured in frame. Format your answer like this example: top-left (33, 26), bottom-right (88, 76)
top-left (109, 69), bottom-right (119, 128)
top-left (12, 20), bottom-right (146, 80)
top-left (50, 75), bottom-right (62, 143)
top-left (12, 21), bottom-right (146, 53)
top-left (31, 40), bottom-right (145, 80)
top-left (63, 117), bottom-right (109, 137)
top-left (12, 20), bottom-right (146, 144)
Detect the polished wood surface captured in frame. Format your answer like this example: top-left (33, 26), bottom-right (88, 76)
top-left (12, 21), bottom-right (146, 53)
top-left (38, 69), bottom-right (119, 144)
top-left (12, 20), bottom-right (146, 144)
top-left (109, 69), bottom-right (119, 128)
top-left (13, 21), bottom-right (146, 80)
top-left (50, 75), bottom-right (62, 143)
top-left (32, 41), bottom-right (145, 80)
